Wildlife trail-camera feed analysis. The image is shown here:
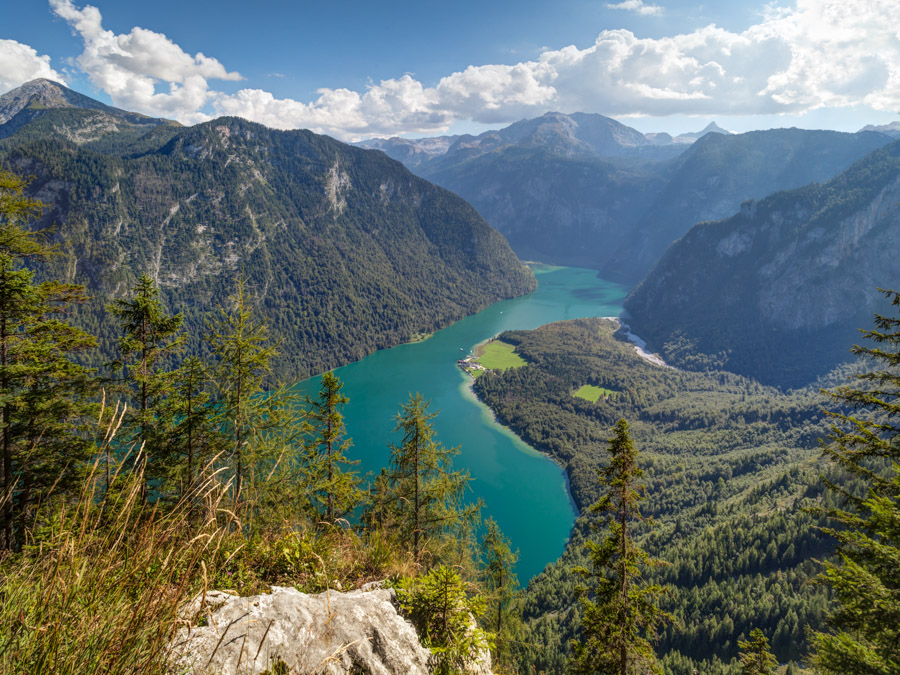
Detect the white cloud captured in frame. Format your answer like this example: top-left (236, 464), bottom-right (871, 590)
top-left (41, 0), bottom-right (900, 140)
top-left (49, 0), bottom-right (241, 121)
top-left (606, 0), bottom-right (664, 16)
top-left (0, 40), bottom-right (66, 92)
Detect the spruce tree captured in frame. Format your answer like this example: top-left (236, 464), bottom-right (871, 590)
top-left (164, 355), bottom-right (221, 498)
top-left (571, 418), bottom-right (669, 675)
top-left (206, 276), bottom-right (292, 513)
top-left (811, 288), bottom-right (900, 675)
top-left (738, 628), bottom-right (777, 675)
top-left (304, 371), bottom-right (361, 525)
top-left (388, 393), bottom-right (477, 561)
top-left (0, 170), bottom-right (97, 549)
top-left (108, 274), bottom-right (183, 489)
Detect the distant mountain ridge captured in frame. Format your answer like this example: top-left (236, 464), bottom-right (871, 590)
top-left (359, 112), bottom-right (730, 166)
top-left (360, 113), bottom-right (892, 280)
top-left (624, 139), bottom-right (900, 388)
top-left (860, 121), bottom-right (900, 138)
top-left (0, 80), bottom-right (535, 378)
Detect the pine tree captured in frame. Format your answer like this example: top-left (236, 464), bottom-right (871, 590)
top-left (388, 393), bottom-right (477, 561)
top-left (811, 288), bottom-right (900, 675)
top-left (571, 418), bottom-right (669, 675)
top-left (108, 274), bottom-right (184, 490)
top-left (481, 517), bottom-right (520, 671)
top-left (304, 371), bottom-right (361, 525)
top-left (738, 628), bottom-right (777, 675)
top-left (0, 170), bottom-right (97, 549)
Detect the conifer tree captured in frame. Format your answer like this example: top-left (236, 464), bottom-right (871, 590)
top-left (397, 564), bottom-right (490, 675)
top-left (164, 355), bottom-right (221, 497)
top-left (0, 170), bottom-right (97, 549)
top-left (812, 288), bottom-right (900, 675)
top-left (571, 418), bottom-right (669, 675)
top-left (388, 393), bottom-right (477, 561)
top-left (481, 517), bottom-right (520, 671)
top-left (738, 628), bottom-right (777, 675)
top-left (304, 371), bottom-right (361, 525)
top-left (206, 276), bottom-right (292, 512)
top-left (109, 274), bottom-right (183, 489)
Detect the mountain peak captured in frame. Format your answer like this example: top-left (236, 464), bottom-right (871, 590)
top-left (860, 121), bottom-right (900, 138)
top-left (0, 79), bottom-right (122, 124)
top-left (677, 121), bottom-right (731, 140)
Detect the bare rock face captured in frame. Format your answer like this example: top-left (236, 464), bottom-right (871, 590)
top-left (170, 586), bottom-right (435, 674)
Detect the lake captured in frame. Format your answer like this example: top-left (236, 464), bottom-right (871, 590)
top-left (297, 266), bottom-right (628, 583)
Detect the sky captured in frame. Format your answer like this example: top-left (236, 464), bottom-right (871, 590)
top-left (2, 0), bottom-right (899, 141)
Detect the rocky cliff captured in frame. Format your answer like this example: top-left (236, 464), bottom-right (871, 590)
top-left (624, 140), bottom-right (900, 388)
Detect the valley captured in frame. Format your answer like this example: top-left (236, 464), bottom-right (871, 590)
top-left (294, 265), bottom-right (628, 584)
top-left (1, 64), bottom-right (899, 675)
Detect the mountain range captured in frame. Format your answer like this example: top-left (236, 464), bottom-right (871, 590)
top-left (625, 139), bottom-right (900, 388)
top-left (0, 79), bottom-right (535, 378)
top-left (362, 112), bottom-right (893, 281)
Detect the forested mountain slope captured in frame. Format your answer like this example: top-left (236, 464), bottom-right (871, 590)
top-left (364, 113), bottom-right (890, 281)
top-left (472, 318), bottom-right (835, 673)
top-left (625, 139), bottom-right (900, 388)
top-left (605, 127), bottom-right (892, 279)
top-left (0, 80), bottom-right (535, 378)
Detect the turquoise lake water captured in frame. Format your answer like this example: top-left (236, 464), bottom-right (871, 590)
top-left (297, 266), bottom-right (628, 583)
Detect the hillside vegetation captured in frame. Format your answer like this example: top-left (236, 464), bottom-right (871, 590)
top-left (625, 139), bottom-right (900, 388)
top-left (473, 318), bottom-right (837, 673)
top-left (0, 80), bottom-right (535, 379)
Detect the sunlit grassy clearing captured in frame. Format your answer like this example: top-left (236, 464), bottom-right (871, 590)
top-left (573, 384), bottom-right (616, 402)
top-left (476, 341), bottom-right (527, 371)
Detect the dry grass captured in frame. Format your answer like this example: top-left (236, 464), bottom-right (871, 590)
top-left (0, 447), bottom-right (231, 674)
top-left (0, 403), bottom-right (419, 675)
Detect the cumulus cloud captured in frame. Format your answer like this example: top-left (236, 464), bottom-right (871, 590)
top-left (0, 39), bottom-right (66, 92)
top-left (50, 0), bottom-right (241, 121)
top-left (44, 0), bottom-right (900, 139)
top-left (606, 0), bottom-right (664, 16)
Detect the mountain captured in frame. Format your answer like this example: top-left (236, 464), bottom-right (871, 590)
top-left (0, 80), bottom-right (535, 378)
top-left (0, 78), bottom-right (180, 152)
top-left (363, 112), bottom-right (686, 269)
top-left (624, 139), bottom-right (900, 388)
top-left (357, 135), bottom-right (460, 170)
top-left (674, 120), bottom-right (731, 140)
top-left (860, 121), bottom-right (900, 138)
top-left (604, 127), bottom-right (893, 279)
top-left (363, 114), bottom-right (891, 280)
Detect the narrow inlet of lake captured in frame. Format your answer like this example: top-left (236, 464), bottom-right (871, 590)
top-left (296, 266), bottom-right (628, 583)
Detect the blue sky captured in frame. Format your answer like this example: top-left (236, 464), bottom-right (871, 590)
top-left (2, 0), bottom-right (898, 140)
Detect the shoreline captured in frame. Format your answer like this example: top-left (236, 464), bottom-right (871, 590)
top-left (458, 369), bottom-right (580, 530)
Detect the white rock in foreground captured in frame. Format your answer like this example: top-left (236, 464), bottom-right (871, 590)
top-left (170, 585), bottom-right (434, 674)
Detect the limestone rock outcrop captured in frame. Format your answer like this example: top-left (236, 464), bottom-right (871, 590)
top-left (170, 584), bottom-right (493, 675)
top-left (171, 585), bottom-right (433, 674)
